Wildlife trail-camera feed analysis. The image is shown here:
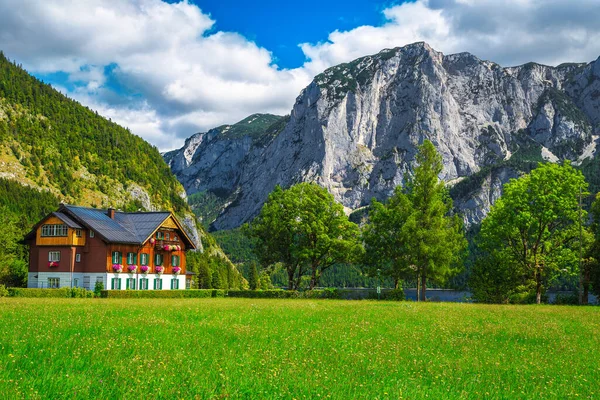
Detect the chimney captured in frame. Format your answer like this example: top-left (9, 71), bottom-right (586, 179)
top-left (108, 208), bottom-right (115, 219)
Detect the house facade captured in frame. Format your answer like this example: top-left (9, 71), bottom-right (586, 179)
top-left (24, 204), bottom-right (197, 290)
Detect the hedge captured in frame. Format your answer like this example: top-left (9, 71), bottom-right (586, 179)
top-left (226, 289), bottom-right (343, 299)
top-left (226, 288), bottom-right (405, 301)
top-left (8, 288), bottom-right (72, 298)
top-left (100, 289), bottom-right (226, 298)
top-left (7, 287), bottom-right (94, 298)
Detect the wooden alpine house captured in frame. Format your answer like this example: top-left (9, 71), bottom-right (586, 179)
top-left (23, 204), bottom-right (197, 290)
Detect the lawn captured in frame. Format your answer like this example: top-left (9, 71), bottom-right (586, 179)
top-left (1, 299), bottom-right (599, 399)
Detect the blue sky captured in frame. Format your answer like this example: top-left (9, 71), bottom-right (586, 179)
top-left (0, 0), bottom-right (599, 150)
top-left (187, 0), bottom-right (403, 68)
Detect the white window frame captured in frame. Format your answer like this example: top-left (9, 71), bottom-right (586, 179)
top-left (140, 253), bottom-right (149, 266)
top-left (48, 277), bottom-right (60, 288)
top-left (140, 278), bottom-right (148, 290)
top-left (155, 253), bottom-right (163, 266)
top-left (126, 278), bottom-right (136, 290)
top-left (48, 251), bottom-right (60, 262)
top-left (89, 230), bottom-right (95, 238)
top-left (154, 278), bottom-right (162, 290)
top-left (111, 278), bottom-right (122, 290)
top-left (41, 224), bottom-right (68, 237)
top-left (171, 255), bottom-right (180, 267)
top-left (75, 229), bottom-right (82, 237)
top-left (127, 252), bottom-right (137, 265)
top-left (112, 251), bottom-right (122, 264)
top-left (75, 254), bottom-right (81, 262)
top-left (171, 278), bottom-right (179, 290)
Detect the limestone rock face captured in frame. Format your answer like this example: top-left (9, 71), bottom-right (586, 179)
top-left (166, 43), bottom-right (600, 230)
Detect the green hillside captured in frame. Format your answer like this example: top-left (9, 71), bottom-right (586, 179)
top-left (0, 52), bottom-right (245, 289)
top-left (216, 113), bottom-right (283, 140)
top-left (0, 52), bottom-right (187, 211)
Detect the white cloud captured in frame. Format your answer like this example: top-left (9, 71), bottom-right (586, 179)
top-left (302, 0), bottom-right (600, 72)
top-left (0, 0), bottom-right (599, 151)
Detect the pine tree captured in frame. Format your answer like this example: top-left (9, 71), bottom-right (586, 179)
top-left (402, 140), bottom-right (467, 301)
top-left (248, 261), bottom-right (259, 290)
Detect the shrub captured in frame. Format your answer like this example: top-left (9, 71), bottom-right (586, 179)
top-left (70, 287), bottom-right (93, 298)
top-left (94, 281), bottom-right (104, 297)
top-left (382, 288), bottom-right (405, 301)
top-left (100, 289), bottom-right (223, 298)
top-left (226, 289), bottom-right (342, 299)
top-left (8, 288), bottom-right (71, 298)
top-left (0, 284), bottom-right (8, 297)
top-left (508, 286), bottom-right (548, 304)
top-left (553, 292), bottom-right (579, 305)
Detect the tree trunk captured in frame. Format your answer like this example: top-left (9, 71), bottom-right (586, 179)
top-left (420, 268), bottom-right (427, 302)
top-left (416, 274), bottom-right (420, 303)
top-left (287, 267), bottom-right (295, 291)
top-left (535, 273), bottom-right (542, 305)
top-left (583, 267), bottom-right (590, 305)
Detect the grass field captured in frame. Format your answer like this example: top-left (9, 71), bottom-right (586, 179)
top-left (1, 299), bottom-right (599, 399)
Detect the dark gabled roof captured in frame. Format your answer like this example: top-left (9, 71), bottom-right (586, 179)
top-left (62, 205), bottom-right (171, 245)
top-left (23, 204), bottom-right (197, 249)
top-left (52, 212), bottom-right (82, 229)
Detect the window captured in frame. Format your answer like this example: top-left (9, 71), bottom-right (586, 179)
top-left (111, 278), bottom-right (122, 290)
top-left (154, 278), bottom-right (162, 290)
top-left (140, 278), bottom-right (149, 290)
top-left (156, 231), bottom-right (164, 240)
top-left (74, 278), bottom-right (79, 287)
top-left (171, 255), bottom-right (180, 267)
top-left (171, 279), bottom-right (179, 290)
top-left (174, 235), bottom-right (179, 242)
top-left (75, 229), bottom-right (82, 237)
top-left (112, 251), bottom-right (122, 264)
top-left (140, 253), bottom-right (149, 266)
top-left (48, 277), bottom-right (60, 288)
top-left (186, 279), bottom-right (191, 290)
top-left (165, 233), bottom-right (170, 240)
top-left (89, 231), bottom-right (95, 238)
top-left (41, 224), bottom-right (68, 237)
top-left (75, 254), bottom-right (81, 262)
top-left (126, 278), bottom-right (136, 290)
top-left (48, 251), bottom-right (60, 262)
top-left (127, 253), bottom-right (137, 265)
top-left (155, 254), bottom-right (163, 266)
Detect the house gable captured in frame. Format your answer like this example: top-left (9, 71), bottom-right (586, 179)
top-left (34, 215), bottom-right (86, 247)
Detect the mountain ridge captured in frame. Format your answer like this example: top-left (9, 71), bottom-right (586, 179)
top-left (167, 42), bottom-right (600, 230)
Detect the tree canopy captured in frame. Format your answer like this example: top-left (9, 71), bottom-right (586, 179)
top-left (245, 183), bottom-right (361, 290)
top-left (474, 162), bottom-right (588, 304)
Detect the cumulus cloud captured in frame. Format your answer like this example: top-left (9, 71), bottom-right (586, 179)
top-left (302, 0), bottom-right (600, 73)
top-left (0, 0), bottom-right (599, 150)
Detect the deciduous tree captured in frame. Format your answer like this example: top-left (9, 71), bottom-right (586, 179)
top-left (478, 162), bottom-right (588, 304)
top-left (245, 183), bottom-right (361, 290)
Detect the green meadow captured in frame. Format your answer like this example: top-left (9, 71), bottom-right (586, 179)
top-left (1, 299), bottom-right (599, 399)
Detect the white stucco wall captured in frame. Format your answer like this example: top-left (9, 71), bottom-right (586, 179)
top-left (28, 272), bottom-right (186, 290)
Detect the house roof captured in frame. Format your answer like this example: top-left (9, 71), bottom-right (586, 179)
top-left (24, 204), bottom-right (197, 249)
top-left (51, 212), bottom-right (82, 229)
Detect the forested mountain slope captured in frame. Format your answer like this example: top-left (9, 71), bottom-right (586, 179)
top-left (0, 52), bottom-right (245, 289)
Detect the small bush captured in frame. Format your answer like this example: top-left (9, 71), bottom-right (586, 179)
top-left (382, 288), bottom-right (405, 301)
top-left (8, 288), bottom-right (71, 298)
top-left (70, 287), bottom-right (93, 298)
top-left (100, 289), bottom-right (222, 298)
top-left (553, 292), bottom-right (579, 305)
top-left (0, 284), bottom-right (8, 297)
top-left (94, 281), bottom-right (104, 298)
top-left (226, 289), bottom-right (342, 299)
top-left (508, 287), bottom-right (548, 304)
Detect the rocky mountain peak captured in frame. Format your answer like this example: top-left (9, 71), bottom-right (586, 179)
top-left (166, 43), bottom-right (600, 230)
